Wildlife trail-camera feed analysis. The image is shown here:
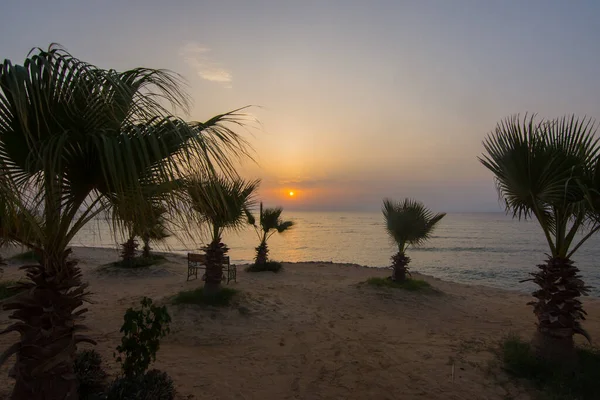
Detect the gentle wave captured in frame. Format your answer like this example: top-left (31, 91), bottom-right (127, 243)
top-left (413, 246), bottom-right (509, 253)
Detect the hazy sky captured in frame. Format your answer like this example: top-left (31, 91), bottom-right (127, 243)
top-left (2, 0), bottom-right (600, 212)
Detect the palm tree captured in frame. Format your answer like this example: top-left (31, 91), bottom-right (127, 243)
top-left (382, 199), bottom-right (445, 282)
top-left (480, 114), bottom-right (600, 360)
top-left (253, 202), bottom-right (294, 266)
top-left (0, 45), bottom-right (251, 399)
top-left (138, 211), bottom-right (171, 259)
top-left (186, 175), bottom-right (259, 295)
top-left (116, 188), bottom-right (173, 264)
top-left (120, 235), bottom-right (140, 265)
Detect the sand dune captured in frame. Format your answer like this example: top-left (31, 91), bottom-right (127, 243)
top-left (1, 246), bottom-right (599, 399)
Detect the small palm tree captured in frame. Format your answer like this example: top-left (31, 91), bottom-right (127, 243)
top-left (187, 176), bottom-right (259, 295)
top-left (480, 114), bottom-right (600, 360)
top-left (382, 198), bottom-right (445, 282)
top-left (120, 235), bottom-right (140, 265)
top-left (253, 202), bottom-right (294, 266)
top-left (137, 210), bottom-right (171, 259)
top-left (0, 45), bottom-right (251, 399)
top-left (116, 190), bottom-right (173, 264)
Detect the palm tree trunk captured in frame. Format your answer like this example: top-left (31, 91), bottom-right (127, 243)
top-left (529, 257), bottom-right (589, 362)
top-left (120, 236), bottom-right (138, 266)
top-left (391, 252), bottom-right (411, 282)
top-left (254, 241), bottom-right (268, 266)
top-left (203, 239), bottom-right (228, 296)
top-left (0, 254), bottom-right (5, 278)
top-left (2, 249), bottom-right (93, 400)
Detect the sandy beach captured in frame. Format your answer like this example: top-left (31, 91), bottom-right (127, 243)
top-left (1, 246), bottom-right (599, 399)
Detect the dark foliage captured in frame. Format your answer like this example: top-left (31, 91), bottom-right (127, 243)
top-left (74, 350), bottom-right (107, 399)
top-left (172, 287), bottom-right (238, 307)
top-left (106, 369), bottom-right (175, 400)
top-left (502, 335), bottom-right (600, 400)
top-left (115, 297), bottom-right (171, 379)
top-left (108, 254), bottom-right (167, 269)
top-left (366, 277), bottom-right (433, 291)
top-left (9, 250), bottom-right (41, 262)
top-left (246, 261), bottom-right (283, 273)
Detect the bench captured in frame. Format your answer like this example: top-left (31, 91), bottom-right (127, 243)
top-left (187, 253), bottom-right (236, 284)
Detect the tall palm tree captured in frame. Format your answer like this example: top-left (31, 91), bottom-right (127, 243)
top-left (186, 175), bottom-right (259, 295)
top-left (253, 202), bottom-right (294, 266)
top-left (382, 198), bottom-right (445, 282)
top-left (0, 45), bottom-right (251, 399)
top-left (480, 114), bottom-right (600, 360)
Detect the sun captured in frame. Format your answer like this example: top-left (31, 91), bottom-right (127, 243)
top-left (288, 191), bottom-right (295, 197)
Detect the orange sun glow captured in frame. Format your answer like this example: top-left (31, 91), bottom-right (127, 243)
top-left (289, 191), bottom-right (295, 197)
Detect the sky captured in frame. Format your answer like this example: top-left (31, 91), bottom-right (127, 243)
top-left (2, 0), bottom-right (600, 212)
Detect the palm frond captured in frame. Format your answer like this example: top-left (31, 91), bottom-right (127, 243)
top-left (260, 207), bottom-right (283, 231)
top-left (382, 198), bottom-right (445, 252)
top-left (0, 44), bottom-right (254, 258)
top-left (256, 203), bottom-right (294, 236)
top-left (276, 220), bottom-right (294, 233)
top-left (479, 114), bottom-right (599, 257)
top-left (185, 175), bottom-right (259, 240)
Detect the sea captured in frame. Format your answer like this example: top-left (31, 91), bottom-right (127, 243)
top-left (73, 212), bottom-right (600, 297)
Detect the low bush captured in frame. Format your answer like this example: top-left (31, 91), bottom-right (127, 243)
top-left (10, 250), bottom-right (40, 262)
top-left (366, 277), bottom-right (432, 291)
top-left (75, 299), bottom-right (175, 400)
top-left (109, 254), bottom-right (167, 269)
top-left (501, 335), bottom-right (600, 400)
top-left (74, 349), bottom-right (107, 399)
top-left (246, 261), bottom-right (283, 273)
top-left (172, 287), bottom-right (238, 307)
top-left (115, 297), bottom-right (171, 378)
top-left (106, 369), bottom-right (175, 400)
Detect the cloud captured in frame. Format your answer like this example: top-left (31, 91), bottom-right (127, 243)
top-left (179, 42), bottom-right (232, 86)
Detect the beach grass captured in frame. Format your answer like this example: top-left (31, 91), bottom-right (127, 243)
top-left (0, 281), bottom-right (23, 300)
top-left (501, 335), bottom-right (600, 400)
top-left (366, 277), bottom-right (432, 291)
top-left (108, 254), bottom-right (167, 269)
top-left (246, 261), bottom-right (283, 273)
top-left (172, 287), bottom-right (239, 307)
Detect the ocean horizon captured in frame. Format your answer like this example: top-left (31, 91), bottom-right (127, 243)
top-left (71, 211), bottom-right (600, 297)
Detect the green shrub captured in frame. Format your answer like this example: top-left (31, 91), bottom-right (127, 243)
top-left (74, 349), bottom-right (107, 399)
top-left (246, 261), bottom-right (283, 273)
top-left (110, 254), bottom-right (167, 269)
top-left (0, 281), bottom-right (22, 300)
top-left (366, 277), bottom-right (432, 291)
top-left (115, 297), bottom-right (171, 379)
top-left (172, 287), bottom-right (238, 307)
top-left (501, 335), bottom-right (600, 400)
top-left (10, 250), bottom-right (40, 262)
top-left (106, 369), bottom-right (175, 400)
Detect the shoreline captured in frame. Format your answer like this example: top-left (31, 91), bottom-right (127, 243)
top-left (7, 244), bottom-right (598, 299)
top-left (73, 246), bottom-right (600, 298)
